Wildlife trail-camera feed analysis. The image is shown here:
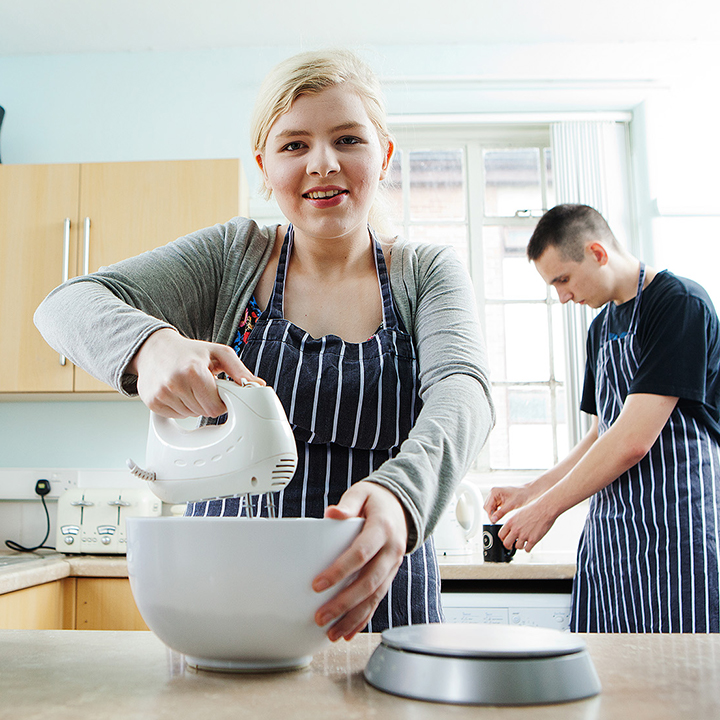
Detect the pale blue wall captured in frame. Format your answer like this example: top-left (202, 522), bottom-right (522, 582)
top-left (0, 400), bottom-right (150, 468)
top-left (0, 40), bottom-right (716, 468)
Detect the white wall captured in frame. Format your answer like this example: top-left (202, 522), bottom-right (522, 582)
top-left (0, 39), bottom-right (717, 469)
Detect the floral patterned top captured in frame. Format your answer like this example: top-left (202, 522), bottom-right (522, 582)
top-left (232, 295), bottom-right (261, 355)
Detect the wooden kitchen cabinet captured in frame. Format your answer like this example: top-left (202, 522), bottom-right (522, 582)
top-left (0, 577), bottom-right (148, 630)
top-left (0, 158), bottom-right (248, 393)
top-left (0, 164), bottom-right (81, 393)
top-left (74, 577), bottom-right (149, 631)
top-left (0, 578), bottom-right (75, 629)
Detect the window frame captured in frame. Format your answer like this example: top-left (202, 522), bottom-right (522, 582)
top-left (388, 121), bottom-right (564, 477)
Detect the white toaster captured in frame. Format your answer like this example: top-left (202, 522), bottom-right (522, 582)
top-left (56, 487), bottom-right (162, 554)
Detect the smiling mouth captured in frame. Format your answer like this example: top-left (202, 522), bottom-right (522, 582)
top-left (303, 189), bottom-right (348, 200)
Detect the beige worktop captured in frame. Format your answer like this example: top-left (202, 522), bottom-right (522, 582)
top-left (0, 550), bottom-right (575, 596)
top-left (1, 629), bottom-right (718, 719)
top-left (0, 552), bottom-right (131, 595)
top-left (438, 551), bottom-right (576, 580)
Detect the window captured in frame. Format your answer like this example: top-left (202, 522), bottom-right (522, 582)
top-left (387, 123), bottom-right (567, 476)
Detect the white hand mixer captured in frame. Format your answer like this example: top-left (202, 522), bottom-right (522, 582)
top-left (127, 379), bottom-right (298, 515)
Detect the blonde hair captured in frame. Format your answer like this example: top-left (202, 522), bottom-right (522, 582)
top-left (251, 49), bottom-right (395, 235)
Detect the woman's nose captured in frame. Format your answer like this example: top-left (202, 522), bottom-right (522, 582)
top-left (307, 145), bottom-right (340, 177)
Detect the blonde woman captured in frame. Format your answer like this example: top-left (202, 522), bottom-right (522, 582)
top-left (36, 50), bottom-right (494, 640)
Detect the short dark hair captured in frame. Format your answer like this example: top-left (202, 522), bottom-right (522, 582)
top-left (527, 204), bottom-right (616, 262)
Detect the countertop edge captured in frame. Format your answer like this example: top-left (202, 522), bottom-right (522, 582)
top-left (0, 555), bottom-right (129, 595)
top-left (0, 550), bottom-right (577, 597)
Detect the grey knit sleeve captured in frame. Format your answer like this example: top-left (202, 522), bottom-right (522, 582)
top-left (34, 218), bottom-right (272, 394)
top-left (367, 241), bottom-right (495, 552)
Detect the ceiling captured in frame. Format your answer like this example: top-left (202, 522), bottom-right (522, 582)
top-left (1, 0), bottom-right (718, 57)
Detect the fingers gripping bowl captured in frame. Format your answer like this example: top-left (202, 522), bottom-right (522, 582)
top-left (126, 516), bottom-right (364, 671)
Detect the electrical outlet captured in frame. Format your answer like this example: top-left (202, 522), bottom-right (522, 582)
top-left (0, 469), bottom-right (78, 500)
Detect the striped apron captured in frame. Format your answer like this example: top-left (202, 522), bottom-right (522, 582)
top-left (571, 263), bottom-right (720, 632)
top-left (191, 226), bottom-right (442, 631)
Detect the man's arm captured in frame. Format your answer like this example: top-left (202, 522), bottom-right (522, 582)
top-left (485, 418), bottom-right (599, 524)
top-left (499, 393), bottom-right (678, 552)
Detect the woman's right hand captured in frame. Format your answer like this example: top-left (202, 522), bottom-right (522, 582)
top-left (130, 328), bottom-right (264, 418)
top-left (483, 485), bottom-right (532, 524)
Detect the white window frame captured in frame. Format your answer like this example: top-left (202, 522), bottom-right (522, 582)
top-left (388, 122), bottom-right (558, 476)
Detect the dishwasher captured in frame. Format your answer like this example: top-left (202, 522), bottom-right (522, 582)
top-left (441, 591), bottom-right (572, 630)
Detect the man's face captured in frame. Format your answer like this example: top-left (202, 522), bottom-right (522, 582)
top-left (533, 244), bottom-right (609, 309)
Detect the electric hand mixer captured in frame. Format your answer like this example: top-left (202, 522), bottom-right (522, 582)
top-left (127, 379), bottom-right (298, 514)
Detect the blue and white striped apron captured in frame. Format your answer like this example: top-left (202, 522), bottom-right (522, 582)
top-left (191, 226), bottom-right (442, 631)
top-left (571, 263), bottom-right (720, 632)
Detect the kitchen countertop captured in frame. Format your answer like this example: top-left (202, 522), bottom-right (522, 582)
top-left (438, 551), bottom-right (576, 580)
top-left (0, 552), bottom-right (131, 594)
top-left (1, 629), bottom-right (718, 719)
top-left (0, 550), bottom-right (576, 595)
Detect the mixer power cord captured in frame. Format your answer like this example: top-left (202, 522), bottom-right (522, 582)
top-left (4, 479), bottom-right (55, 553)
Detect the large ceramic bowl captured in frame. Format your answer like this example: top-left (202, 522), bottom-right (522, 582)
top-left (126, 516), bottom-right (364, 672)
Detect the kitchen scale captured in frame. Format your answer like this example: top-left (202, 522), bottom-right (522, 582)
top-left (364, 623), bottom-right (601, 705)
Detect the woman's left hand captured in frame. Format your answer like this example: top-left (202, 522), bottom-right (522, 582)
top-left (312, 482), bottom-right (408, 642)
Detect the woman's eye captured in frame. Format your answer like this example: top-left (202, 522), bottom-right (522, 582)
top-left (282, 141), bottom-right (305, 152)
top-left (337, 136), bottom-right (362, 145)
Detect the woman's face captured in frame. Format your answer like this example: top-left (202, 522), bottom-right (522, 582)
top-left (257, 84), bottom-right (392, 243)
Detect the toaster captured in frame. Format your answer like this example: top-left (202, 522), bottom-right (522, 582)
top-left (56, 487), bottom-right (162, 554)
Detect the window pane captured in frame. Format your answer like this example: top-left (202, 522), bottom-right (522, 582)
top-left (489, 386), bottom-right (556, 469)
top-left (485, 304), bottom-right (549, 382)
top-left (483, 225), bottom-right (546, 300)
top-left (409, 150), bottom-right (465, 221)
top-left (555, 386), bottom-right (569, 461)
top-left (409, 224), bottom-right (468, 268)
top-left (484, 149), bottom-right (542, 217)
top-left (552, 302), bottom-right (566, 383)
top-left (544, 147), bottom-right (555, 210)
top-left (386, 149), bottom-right (404, 220)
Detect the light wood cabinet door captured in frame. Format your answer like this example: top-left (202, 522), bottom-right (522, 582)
top-left (75, 577), bottom-right (149, 631)
top-left (0, 579), bottom-right (75, 629)
top-left (74, 159), bottom-right (248, 391)
top-left (0, 164), bottom-right (80, 392)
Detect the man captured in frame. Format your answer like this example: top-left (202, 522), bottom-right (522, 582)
top-left (485, 204), bottom-right (720, 632)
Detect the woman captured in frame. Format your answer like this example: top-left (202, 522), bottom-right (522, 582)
top-left (35, 50), bottom-right (494, 641)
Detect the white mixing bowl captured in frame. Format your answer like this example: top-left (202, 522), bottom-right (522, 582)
top-left (126, 516), bottom-right (364, 672)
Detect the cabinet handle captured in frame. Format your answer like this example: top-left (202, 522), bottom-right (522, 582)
top-left (82, 216), bottom-right (91, 275)
top-left (60, 218), bottom-right (71, 366)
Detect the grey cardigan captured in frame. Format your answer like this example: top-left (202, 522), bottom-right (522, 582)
top-left (35, 218), bottom-right (494, 551)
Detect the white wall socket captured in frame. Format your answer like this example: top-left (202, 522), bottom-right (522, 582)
top-left (0, 469), bottom-right (79, 500)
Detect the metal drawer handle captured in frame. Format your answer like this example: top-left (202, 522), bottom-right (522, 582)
top-left (60, 218), bottom-right (71, 366)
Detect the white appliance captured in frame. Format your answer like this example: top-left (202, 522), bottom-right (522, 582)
top-left (441, 592), bottom-right (572, 631)
top-left (127, 379), bottom-right (297, 507)
top-left (56, 487), bottom-right (161, 554)
top-left (434, 480), bottom-right (484, 556)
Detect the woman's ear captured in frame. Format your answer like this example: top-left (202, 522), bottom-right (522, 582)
top-left (255, 152), bottom-right (272, 192)
top-left (379, 138), bottom-right (395, 181)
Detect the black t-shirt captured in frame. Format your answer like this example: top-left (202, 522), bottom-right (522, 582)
top-left (581, 270), bottom-right (720, 443)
